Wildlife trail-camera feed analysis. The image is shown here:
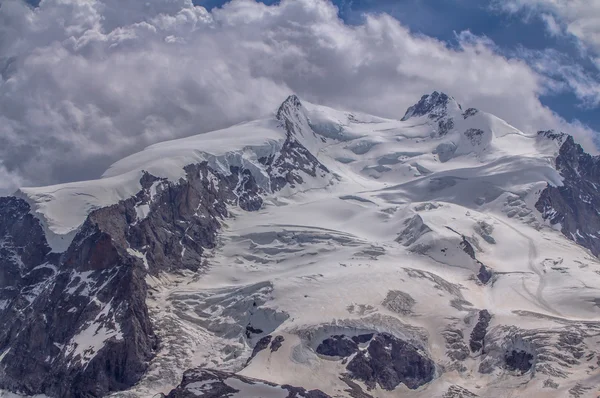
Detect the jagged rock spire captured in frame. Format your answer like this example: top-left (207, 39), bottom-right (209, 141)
top-left (401, 91), bottom-right (462, 121)
top-left (276, 94), bottom-right (303, 122)
top-left (274, 94), bottom-right (315, 148)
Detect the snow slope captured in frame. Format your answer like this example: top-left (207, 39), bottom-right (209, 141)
top-left (10, 93), bottom-right (600, 397)
top-left (17, 119), bottom-right (285, 252)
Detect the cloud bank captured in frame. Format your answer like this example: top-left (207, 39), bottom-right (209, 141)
top-left (497, 0), bottom-right (600, 107)
top-left (498, 0), bottom-right (600, 58)
top-left (0, 0), bottom-right (597, 194)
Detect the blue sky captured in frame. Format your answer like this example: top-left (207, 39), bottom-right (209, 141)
top-left (197, 0), bottom-right (600, 132)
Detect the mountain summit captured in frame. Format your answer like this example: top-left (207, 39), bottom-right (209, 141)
top-left (401, 91), bottom-right (462, 121)
top-left (1, 94), bottom-right (600, 398)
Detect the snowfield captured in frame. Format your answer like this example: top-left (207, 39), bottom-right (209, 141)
top-left (6, 93), bottom-right (600, 397)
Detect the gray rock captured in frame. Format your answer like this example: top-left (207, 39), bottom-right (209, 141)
top-left (474, 221), bottom-right (496, 244)
top-left (505, 349), bottom-right (534, 373)
top-left (382, 290), bottom-right (416, 315)
top-left (462, 108), bottom-right (479, 119)
top-left (396, 215), bottom-right (431, 246)
top-left (166, 368), bottom-right (330, 398)
top-left (477, 264), bottom-right (493, 284)
top-left (246, 335), bottom-right (272, 365)
top-left (470, 310), bottom-right (492, 353)
top-left (443, 385), bottom-right (479, 397)
top-left (270, 335), bottom-right (285, 352)
top-left (346, 333), bottom-right (435, 390)
top-left (262, 95), bottom-right (330, 191)
top-left (438, 118), bottom-right (455, 136)
top-left (317, 335), bottom-right (359, 358)
top-left (457, 235), bottom-right (494, 284)
top-left (535, 133), bottom-right (600, 256)
top-left (464, 128), bottom-right (485, 146)
top-left (443, 329), bottom-right (470, 361)
top-left (401, 91), bottom-right (458, 121)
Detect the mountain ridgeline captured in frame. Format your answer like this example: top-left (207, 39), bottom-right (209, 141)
top-left (1, 93), bottom-right (600, 398)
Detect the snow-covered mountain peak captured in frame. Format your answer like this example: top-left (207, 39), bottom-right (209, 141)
top-left (275, 94), bottom-right (317, 148)
top-left (276, 94), bottom-right (304, 122)
top-left (401, 91), bottom-right (462, 121)
top-left (4, 93), bottom-right (600, 398)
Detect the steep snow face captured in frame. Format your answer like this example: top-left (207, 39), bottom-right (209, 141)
top-left (17, 100), bottom-right (332, 252)
top-left (4, 93), bottom-right (600, 398)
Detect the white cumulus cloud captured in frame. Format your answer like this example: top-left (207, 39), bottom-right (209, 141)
top-left (0, 0), bottom-right (597, 194)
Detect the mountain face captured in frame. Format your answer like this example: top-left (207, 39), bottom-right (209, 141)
top-left (1, 94), bottom-right (600, 398)
top-left (535, 132), bottom-right (600, 256)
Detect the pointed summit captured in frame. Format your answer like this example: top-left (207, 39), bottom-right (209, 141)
top-left (401, 91), bottom-right (462, 121)
top-left (276, 94), bottom-right (303, 122)
top-left (275, 94), bottom-right (313, 145)
top-left (537, 130), bottom-right (567, 145)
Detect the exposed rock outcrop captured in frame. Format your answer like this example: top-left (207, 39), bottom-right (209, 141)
top-left (458, 235), bottom-right (493, 284)
top-left (401, 91), bottom-right (459, 121)
top-left (262, 95), bottom-right (330, 191)
top-left (469, 310), bottom-right (492, 353)
top-left (505, 349), bottom-right (534, 373)
top-left (536, 134), bottom-right (600, 256)
top-left (270, 335), bottom-right (285, 352)
top-left (345, 333), bottom-right (435, 390)
top-left (166, 368), bottom-right (331, 398)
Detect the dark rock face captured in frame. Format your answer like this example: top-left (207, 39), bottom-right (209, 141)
top-left (317, 335), bottom-right (359, 358)
top-left (312, 332), bottom-right (435, 391)
top-left (346, 333), bottom-right (435, 391)
top-left (0, 196), bottom-right (52, 296)
top-left (458, 235), bottom-right (494, 284)
top-left (459, 237), bottom-right (476, 259)
top-left (246, 335), bottom-right (272, 365)
top-left (505, 350), bottom-right (534, 373)
top-left (434, 142), bottom-right (458, 163)
top-left (401, 91), bottom-right (458, 121)
top-left (270, 335), bottom-right (285, 352)
top-left (477, 264), bottom-right (493, 285)
top-left (535, 134), bottom-right (600, 256)
top-left (340, 376), bottom-right (375, 398)
top-left (469, 310), bottom-right (492, 353)
top-left (462, 108), bottom-right (479, 119)
top-left (464, 128), bottom-right (485, 145)
top-left (438, 118), bottom-right (455, 136)
top-left (443, 385), bottom-right (479, 397)
top-left (166, 368), bottom-right (331, 398)
top-left (245, 324), bottom-right (264, 339)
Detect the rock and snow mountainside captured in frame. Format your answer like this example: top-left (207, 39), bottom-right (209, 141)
top-left (2, 92), bottom-right (600, 398)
